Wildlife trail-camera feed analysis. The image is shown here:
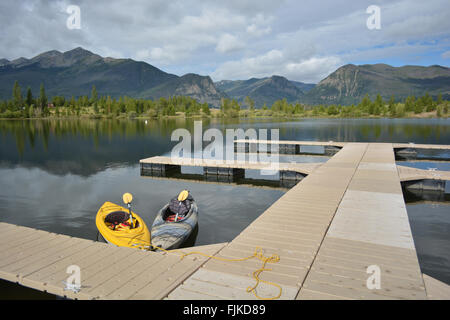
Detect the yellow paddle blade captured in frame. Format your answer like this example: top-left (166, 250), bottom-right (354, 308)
top-left (178, 190), bottom-right (189, 201)
top-left (123, 193), bottom-right (133, 204)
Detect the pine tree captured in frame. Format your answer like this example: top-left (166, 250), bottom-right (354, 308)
top-left (388, 95), bottom-right (396, 117)
top-left (436, 105), bottom-right (442, 117)
top-left (405, 95), bottom-right (415, 112)
top-left (423, 92), bottom-right (435, 112)
top-left (375, 94), bottom-right (383, 111)
top-left (244, 96), bottom-right (255, 112)
top-left (437, 93), bottom-right (443, 105)
top-left (12, 81), bottom-right (23, 110)
top-left (39, 83), bottom-right (48, 114)
top-left (91, 85), bottom-right (98, 113)
top-left (91, 85), bottom-right (98, 104)
top-left (360, 94), bottom-right (371, 113)
top-left (26, 87), bottom-right (33, 106)
top-left (201, 103), bottom-right (210, 115)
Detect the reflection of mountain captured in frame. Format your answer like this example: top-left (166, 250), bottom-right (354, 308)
top-left (0, 119), bottom-right (204, 177)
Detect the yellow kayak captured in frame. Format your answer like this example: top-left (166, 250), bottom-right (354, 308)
top-left (96, 201), bottom-right (151, 250)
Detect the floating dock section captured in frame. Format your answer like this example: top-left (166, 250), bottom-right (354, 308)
top-left (140, 156), bottom-right (321, 182)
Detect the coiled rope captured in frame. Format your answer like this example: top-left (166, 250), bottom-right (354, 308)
top-left (133, 241), bottom-right (282, 300)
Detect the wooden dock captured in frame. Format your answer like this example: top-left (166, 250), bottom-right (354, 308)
top-left (0, 222), bottom-right (227, 300)
top-left (1, 141), bottom-right (449, 299)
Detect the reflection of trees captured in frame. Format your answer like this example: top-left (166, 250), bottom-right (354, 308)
top-left (0, 118), bottom-right (448, 176)
top-left (1, 119), bottom-right (203, 176)
top-left (1, 119), bottom-right (208, 150)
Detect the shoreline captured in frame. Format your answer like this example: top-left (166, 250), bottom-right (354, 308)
top-left (0, 112), bottom-right (448, 121)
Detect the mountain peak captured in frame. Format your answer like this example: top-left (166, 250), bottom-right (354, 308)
top-left (65, 47), bottom-right (92, 54)
top-left (10, 57), bottom-right (30, 67)
top-left (63, 47), bottom-right (97, 59)
top-left (33, 50), bottom-right (62, 59)
top-left (215, 75), bottom-right (306, 107)
top-left (306, 63), bottom-right (450, 104)
top-left (0, 59), bottom-right (10, 66)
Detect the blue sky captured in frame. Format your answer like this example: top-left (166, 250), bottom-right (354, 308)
top-left (0, 0), bottom-right (449, 83)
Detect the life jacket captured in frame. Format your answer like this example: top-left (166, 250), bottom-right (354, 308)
top-left (168, 194), bottom-right (193, 217)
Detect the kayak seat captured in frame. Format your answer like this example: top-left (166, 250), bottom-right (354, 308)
top-left (166, 214), bottom-right (183, 222)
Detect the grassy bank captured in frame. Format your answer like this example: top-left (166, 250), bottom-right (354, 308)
top-left (1, 104), bottom-right (448, 120)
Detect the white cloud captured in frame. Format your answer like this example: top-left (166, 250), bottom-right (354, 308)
top-left (284, 56), bottom-right (342, 82)
top-left (212, 50), bottom-right (341, 83)
top-left (442, 51), bottom-right (450, 59)
top-left (216, 34), bottom-right (245, 54)
top-left (246, 24), bottom-right (272, 37)
top-left (246, 13), bottom-right (273, 37)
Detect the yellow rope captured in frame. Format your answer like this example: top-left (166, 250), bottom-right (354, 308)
top-left (135, 242), bottom-right (282, 300)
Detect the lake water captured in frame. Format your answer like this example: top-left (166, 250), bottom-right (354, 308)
top-left (0, 117), bottom-right (449, 298)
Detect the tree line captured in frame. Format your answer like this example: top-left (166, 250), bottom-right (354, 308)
top-left (0, 81), bottom-right (211, 118)
top-left (218, 93), bottom-right (448, 118)
top-left (1, 80), bottom-right (448, 119)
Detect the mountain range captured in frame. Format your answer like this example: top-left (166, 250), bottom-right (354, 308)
top-left (0, 47), bottom-right (224, 106)
top-left (1, 47), bottom-right (449, 107)
top-left (215, 76), bottom-right (315, 108)
top-left (305, 63), bottom-right (450, 105)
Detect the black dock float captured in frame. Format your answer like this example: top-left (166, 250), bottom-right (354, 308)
top-left (204, 166), bottom-right (245, 177)
top-left (141, 163), bottom-right (181, 176)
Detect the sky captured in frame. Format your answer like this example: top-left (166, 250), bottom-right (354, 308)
top-left (0, 0), bottom-right (449, 83)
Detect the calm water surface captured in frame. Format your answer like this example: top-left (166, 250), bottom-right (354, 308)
top-left (0, 118), bottom-right (449, 297)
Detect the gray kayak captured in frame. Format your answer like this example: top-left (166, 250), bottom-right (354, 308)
top-left (151, 200), bottom-right (198, 250)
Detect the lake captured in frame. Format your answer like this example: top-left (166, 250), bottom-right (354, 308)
top-left (0, 117), bottom-right (449, 298)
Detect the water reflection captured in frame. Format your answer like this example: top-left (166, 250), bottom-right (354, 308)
top-left (405, 197), bottom-right (450, 285)
top-left (1, 118), bottom-right (448, 177)
top-left (0, 165), bottom-right (285, 246)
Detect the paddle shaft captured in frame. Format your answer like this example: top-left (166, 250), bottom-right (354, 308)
top-left (127, 203), bottom-right (134, 229)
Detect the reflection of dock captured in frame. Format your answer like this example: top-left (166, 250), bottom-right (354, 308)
top-left (1, 141), bottom-right (449, 300)
top-left (141, 174), bottom-right (293, 191)
top-left (140, 156), bottom-right (322, 181)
